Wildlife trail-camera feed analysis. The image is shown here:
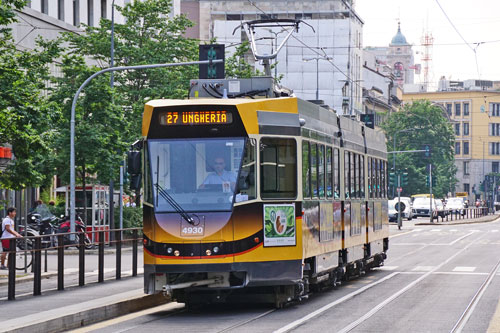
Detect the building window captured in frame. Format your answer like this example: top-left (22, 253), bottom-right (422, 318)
top-left (463, 141), bottom-right (469, 155)
top-left (491, 103), bottom-right (500, 117)
top-left (490, 123), bottom-right (500, 136)
top-left (101, 0), bottom-right (107, 19)
top-left (464, 183), bottom-right (470, 194)
top-left (490, 142), bottom-right (500, 155)
top-left (455, 123), bottom-right (460, 136)
top-left (58, 0), bottom-right (64, 20)
top-left (493, 162), bottom-right (499, 173)
top-left (295, 13), bottom-right (313, 20)
top-left (41, 0), bottom-right (48, 14)
top-left (226, 14), bottom-right (243, 20)
top-left (464, 161), bottom-right (469, 175)
top-left (455, 142), bottom-right (461, 155)
top-left (463, 103), bottom-right (470, 116)
top-left (446, 103), bottom-right (452, 116)
top-left (87, 0), bottom-right (94, 26)
top-left (463, 122), bottom-right (469, 136)
top-left (260, 14), bottom-right (277, 20)
top-left (455, 103), bottom-right (461, 116)
top-left (73, 0), bottom-right (80, 26)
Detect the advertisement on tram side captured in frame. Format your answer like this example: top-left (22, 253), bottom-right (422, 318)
top-left (263, 204), bottom-right (296, 247)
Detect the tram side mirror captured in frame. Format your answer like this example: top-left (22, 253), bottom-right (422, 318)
top-left (127, 151), bottom-right (141, 175)
top-left (130, 174), bottom-right (142, 191)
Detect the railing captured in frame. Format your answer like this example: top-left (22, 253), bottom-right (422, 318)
top-left (434, 207), bottom-right (490, 222)
top-left (1, 227), bottom-right (142, 301)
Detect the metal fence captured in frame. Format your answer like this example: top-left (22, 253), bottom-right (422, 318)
top-left (435, 207), bottom-right (490, 222)
top-left (2, 227), bottom-right (142, 301)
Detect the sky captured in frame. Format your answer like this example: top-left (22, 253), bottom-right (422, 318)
top-left (355, 0), bottom-right (500, 88)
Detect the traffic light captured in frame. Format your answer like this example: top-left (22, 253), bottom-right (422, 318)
top-left (422, 144), bottom-right (432, 158)
top-left (389, 172), bottom-right (397, 187)
top-left (199, 44), bottom-right (225, 79)
top-left (361, 114), bottom-right (374, 129)
top-left (401, 172), bottom-right (409, 186)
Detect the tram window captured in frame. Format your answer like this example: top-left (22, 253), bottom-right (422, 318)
top-left (377, 159), bottom-right (382, 198)
top-left (334, 148), bottom-right (340, 198)
top-left (311, 143), bottom-right (318, 197)
top-left (360, 155), bottom-right (365, 198)
top-left (351, 152), bottom-right (356, 198)
top-left (260, 138), bottom-right (297, 199)
top-left (344, 151), bottom-right (350, 199)
top-left (302, 141), bottom-right (311, 198)
top-left (383, 161), bottom-right (388, 198)
top-left (367, 157), bottom-right (371, 198)
top-left (144, 145), bottom-right (153, 204)
top-left (326, 147), bottom-right (333, 198)
top-left (380, 161), bottom-right (385, 198)
top-left (318, 144), bottom-right (325, 198)
top-left (236, 139), bottom-right (257, 202)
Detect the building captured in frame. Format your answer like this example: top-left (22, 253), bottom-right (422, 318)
top-left (403, 90), bottom-right (500, 202)
top-left (364, 23), bottom-right (418, 88)
top-left (11, 1), bottom-right (181, 53)
top-left (188, 0), bottom-right (364, 115)
top-left (438, 77), bottom-right (500, 92)
top-left (362, 49), bottom-right (402, 127)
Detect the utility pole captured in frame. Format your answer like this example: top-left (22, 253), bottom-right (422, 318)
top-left (397, 172), bottom-right (402, 230)
top-left (429, 164), bottom-right (433, 223)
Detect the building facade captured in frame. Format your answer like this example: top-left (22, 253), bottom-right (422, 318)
top-left (189, 0), bottom-right (364, 115)
top-left (403, 91), bottom-right (500, 202)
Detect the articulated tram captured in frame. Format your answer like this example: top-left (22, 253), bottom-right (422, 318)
top-left (138, 79), bottom-right (388, 307)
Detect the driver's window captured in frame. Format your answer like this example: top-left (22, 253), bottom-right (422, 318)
top-left (235, 139), bottom-right (257, 202)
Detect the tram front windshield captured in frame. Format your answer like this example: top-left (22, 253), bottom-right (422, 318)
top-left (149, 138), bottom-right (246, 213)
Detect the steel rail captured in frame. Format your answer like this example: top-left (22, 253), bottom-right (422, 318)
top-left (450, 256), bottom-right (500, 333)
top-left (217, 308), bottom-right (277, 333)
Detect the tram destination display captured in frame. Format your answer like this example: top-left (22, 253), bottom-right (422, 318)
top-left (159, 110), bottom-right (233, 126)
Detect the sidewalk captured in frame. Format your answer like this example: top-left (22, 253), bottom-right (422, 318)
top-left (415, 212), bottom-right (500, 225)
top-left (0, 275), bottom-right (170, 333)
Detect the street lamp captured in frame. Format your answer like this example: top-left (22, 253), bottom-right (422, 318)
top-left (303, 55), bottom-right (333, 101)
top-left (110, 0), bottom-right (116, 88)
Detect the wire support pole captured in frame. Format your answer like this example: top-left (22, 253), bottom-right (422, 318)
top-left (69, 60), bottom-right (223, 234)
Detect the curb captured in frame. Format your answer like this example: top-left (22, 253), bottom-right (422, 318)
top-left (1, 290), bottom-right (170, 333)
top-left (415, 215), bottom-right (500, 226)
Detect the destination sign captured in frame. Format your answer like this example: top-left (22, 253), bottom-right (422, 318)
top-left (159, 111), bottom-right (233, 126)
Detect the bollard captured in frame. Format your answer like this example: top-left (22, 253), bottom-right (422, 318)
top-left (98, 231), bottom-right (104, 283)
top-left (44, 248), bottom-right (48, 273)
top-left (8, 238), bottom-right (15, 300)
top-left (57, 234), bottom-right (64, 291)
top-left (33, 237), bottom-right (42, 296)
top-left (115, 230), bottom-right (121, 280)
top-left (79, 231), bottom-right (85, 287)
top-left (132, 229), bottom-right (138, 277)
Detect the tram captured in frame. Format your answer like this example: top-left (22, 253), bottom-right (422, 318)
top-left (134, 77), bottom-right (389, 307)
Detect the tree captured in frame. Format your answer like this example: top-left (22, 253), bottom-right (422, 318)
top-left (60, 0), bottom-right (199, 139)
top-left (0, 0), bottom-right (61, 189)
top-left (382, 100), bottom-right (457, 198)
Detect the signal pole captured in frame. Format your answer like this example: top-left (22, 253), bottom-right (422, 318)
top-left (429, 163), bottom-right (433, 223)
top-left (397, 172), bottom-right (402, 230)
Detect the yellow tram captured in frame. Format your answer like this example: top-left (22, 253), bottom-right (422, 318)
top-left (136, 81), bottom-right (388, 307)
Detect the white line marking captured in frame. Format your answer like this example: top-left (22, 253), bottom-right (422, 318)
top-left (453, 266), bottom-right (476, 272)
top-left (272, 272), bottom-right (400, 333)
top-left (376, 266), bottom-right (398, 271)
top-left (392, 243), bottom-right (429, 246)
top-left (448, 231), bottom-right (476, 246)
top-left (430, 229), bottom-right (441, 232)
top-left (412, 266), bottom-right (435, 272)
top-left (450, 229), bottom-right (458, 232)
top-left (492, 230), bottom-right (499, 233)
top-left (334, 232), bottom-right (486, 333)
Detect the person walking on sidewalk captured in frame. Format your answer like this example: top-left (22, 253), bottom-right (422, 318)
top-left (1, 207), bottom-right (22, 269)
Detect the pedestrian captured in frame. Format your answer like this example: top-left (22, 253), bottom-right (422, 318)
top-left (1, 207), bottom-right (22, 269)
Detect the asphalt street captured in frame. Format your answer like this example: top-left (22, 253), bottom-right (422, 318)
top-left (74, 216), bottom-right (500, 333)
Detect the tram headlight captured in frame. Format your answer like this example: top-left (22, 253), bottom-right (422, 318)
top-left (174, 250), bottom-right (180, 257)
top-left (206, 249), bottom-right (212, 256)
top-left (167, 247), bottom-right (173, 254)
top-left (213, 246), bottom-right (219, 254)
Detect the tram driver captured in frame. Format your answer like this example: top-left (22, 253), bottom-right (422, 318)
top-left (200, 157), bottom-right (236, 192)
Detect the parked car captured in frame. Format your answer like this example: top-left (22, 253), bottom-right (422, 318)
top-left (446, 197), bottom-right (465, 215)
top-left (388, 197), bottom-right (413, 222)
top-left (412, 197), bottom-right (438, 218)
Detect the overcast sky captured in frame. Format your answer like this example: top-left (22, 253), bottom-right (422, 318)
top-left (356, 0), bottom-right (500, 88)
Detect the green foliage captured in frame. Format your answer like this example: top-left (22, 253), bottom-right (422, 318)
top-left (382, 100), bottom-right (457, 198)
top-left (225, 41), bottom-right (263, 79)
top-left (113, 206), bottom-right (143, 230)
top-left (60, 0), bottom-right (199, 140)
top-left (0, 0), bottom-right (61, 189)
